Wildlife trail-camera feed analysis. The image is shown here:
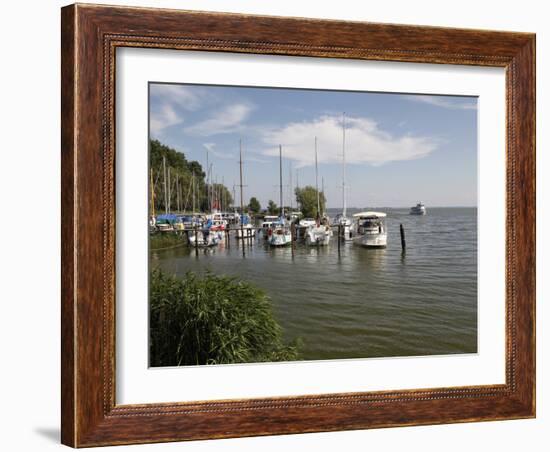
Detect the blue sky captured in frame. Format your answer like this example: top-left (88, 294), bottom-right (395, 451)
top-left (149, 83), bottom-right (477, 208)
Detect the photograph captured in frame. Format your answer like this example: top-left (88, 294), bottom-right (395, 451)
top-left (147, 83), bottom-right (478, 367)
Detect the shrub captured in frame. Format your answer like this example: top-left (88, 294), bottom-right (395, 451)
top-left (150, 269), bottom-right (300, 366)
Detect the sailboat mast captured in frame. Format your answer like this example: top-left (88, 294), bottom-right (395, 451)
top-left (289, 162), bottom-right (293, 211)
top-left (315, 137), bottom-right (320, 217)
top-left (167, 167), bottom-right (171, 214)
top-left (342, 112), bottom-right (347, 217)
top-left (162, 155), bottom-right (168, 214)
top-left (205, 150), bottom-right (210, 212)
top-left (150, 167), bottom-right (155, 218)
top-left (322, 176), bottom-right (325, 217)
top-left (222, 176), bottom-right (226, 213)
top-left (208, 164), bottom-right (213, 212)
top-left (239, 140), bottom-right (244, 218)
top-left (176, 175), bottom-right (180, 213)
top-left (279, 145), bottom-right (284, 218)
top-left (192, 170), bottom-right (195, 213)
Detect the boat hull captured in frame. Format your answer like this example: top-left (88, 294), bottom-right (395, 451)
top-left (305, 227), bottom-right (331, 246)
top-left (353, 233), bottom-right (387, 248)
top-left (268, 233), bottom-right (292, 246)
top-left (188, 231), bottom-right (219, 247)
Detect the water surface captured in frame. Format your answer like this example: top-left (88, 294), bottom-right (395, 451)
top-left (151, 207), bottom-right (477, 361)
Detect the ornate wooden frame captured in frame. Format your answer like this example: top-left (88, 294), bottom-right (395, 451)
top-left (61, 3), bottom-right (535, 447)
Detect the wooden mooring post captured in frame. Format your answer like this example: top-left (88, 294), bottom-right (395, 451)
top-left (337, 224), bottom-right (342, 253)
top-left (400, 223), bottom-right (406, 252)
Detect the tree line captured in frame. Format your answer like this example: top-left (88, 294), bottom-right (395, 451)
top-left (150, 139), bottom-right (233, 214)
top-left (255, 187), bottom-right (327, 218)
top-left (150, 139), bottom-right (327, 218)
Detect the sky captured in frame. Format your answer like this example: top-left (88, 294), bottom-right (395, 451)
top-left (149, 83), bottom-right (478, 209)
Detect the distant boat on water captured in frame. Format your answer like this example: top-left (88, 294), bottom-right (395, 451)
top-left (410, 202), bottom-right (427, 215)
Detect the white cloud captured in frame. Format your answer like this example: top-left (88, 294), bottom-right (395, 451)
top-left (184, 104), bottom-right (253, 136)
top-left (150, 103), bottom-right (181, 135)
top-left (403, 95), bottom-right (477, 110)
top-left (202, 142), bottom-right (235, 160)
top-left (150, 84), bottom-right (208, 111)
top-left (260, 115), bottom-right (439, 167)
top-left (149, 84), bottom-right (214, 136)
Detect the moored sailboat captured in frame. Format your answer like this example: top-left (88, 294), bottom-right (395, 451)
top-left (305, 138), bottom-right (331, 246)
top-left (236, 139), bottom-right (256, 240)
top-left (333, 112), bottom-right (354, 241)
top-left (268, 145), bottom-right (292, 247)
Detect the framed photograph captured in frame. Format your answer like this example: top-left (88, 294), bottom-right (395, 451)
top-left (61, 4), bottom-right (535, 447)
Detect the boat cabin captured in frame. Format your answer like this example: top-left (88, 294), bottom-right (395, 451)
top-left (353, 212), bottom-right (387, 234)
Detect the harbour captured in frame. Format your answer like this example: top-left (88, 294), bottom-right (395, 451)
top-left (147, 85), bottom-right (479, 366)
top-left (151, 207), bottom-right (478, 361)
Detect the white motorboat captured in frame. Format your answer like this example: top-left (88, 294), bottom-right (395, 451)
top-left (352, 212), bottom-right (387, 248)
top-left (410, 202), bottom-right (427, 215)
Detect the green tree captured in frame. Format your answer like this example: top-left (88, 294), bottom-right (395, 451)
top-left (267, 200), bottom-right (278, 215)
top-left (248, 197), bottom-right (261, 214)
top-left (149, 139), bottom-right (233, 214)
top-left (149, 269), bottom-right (300, 366)
top-left (295, 185), bottom-right (326, 218)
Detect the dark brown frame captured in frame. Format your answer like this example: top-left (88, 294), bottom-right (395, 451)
top-left (61, 3), bottom-right (536, 447)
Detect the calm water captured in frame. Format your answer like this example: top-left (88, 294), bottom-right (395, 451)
top-left (150, 208), bottom-right (477, 360)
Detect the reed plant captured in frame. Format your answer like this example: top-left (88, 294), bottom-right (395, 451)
top-left (150, 268), bottom-right (300, 366)
top-left (149, 233), bottom-right (186, 250)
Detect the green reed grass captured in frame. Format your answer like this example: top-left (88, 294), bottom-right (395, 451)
top-left (149, 233), bottom-right (186, 251)
top-left (149, 268), bottom-right (300, 366)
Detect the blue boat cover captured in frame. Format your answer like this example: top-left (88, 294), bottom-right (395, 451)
top-left (156, 213), bottom-right (179, 224)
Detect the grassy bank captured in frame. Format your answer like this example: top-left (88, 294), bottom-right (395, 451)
top-left (150, 233), bottom-right (187, 250)
top-left (150, 269), bottom-right (300, 366)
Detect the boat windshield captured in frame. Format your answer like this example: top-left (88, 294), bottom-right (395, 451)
top-left (358, 217), bottom-right (384, 230)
